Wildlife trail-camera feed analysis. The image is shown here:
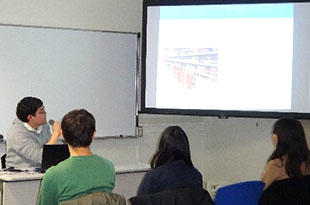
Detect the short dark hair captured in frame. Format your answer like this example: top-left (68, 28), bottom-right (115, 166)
top-left (150, 126), bottom-right (194, 169)
top-left (268, 118), bottom-right (310, 178)
top-left (16, 97), bottom-right (43, 122)
top-left (61, 109), bottom-right (96, 147)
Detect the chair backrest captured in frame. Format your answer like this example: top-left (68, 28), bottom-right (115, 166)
top-left (60, 192), bottom-right (126, 205)
top-left (1, 154), bottom-right (6, 169)
top-left (214, 180), bottom-right (265, 205)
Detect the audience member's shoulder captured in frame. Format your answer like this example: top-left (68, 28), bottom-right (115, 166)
top-left (192, 166), bottom-right (203, 176)
top-left (174, 160), bottom-right (201, 172)
top-left (142, 166), bottom-right (158, 182)
top-left (264, 159), bottom-right (284, 174)
top-left (269, 158), bottom-right (284, 168)
top-left (94, 155), bottom-right (115, 168)
top-left (142, 163), bottom-right (165, 178)
top-left (44, 165), bottom-right (59, 179)
top-left (44, 156), bottom-right (74, 176)
top-left (262, 158), bottom-right (287, 189)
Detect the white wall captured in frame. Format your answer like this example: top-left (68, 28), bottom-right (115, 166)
top-left (1, 0), bottom-right (310, 195)
top-left (0, 0), bottom-right (142, 32)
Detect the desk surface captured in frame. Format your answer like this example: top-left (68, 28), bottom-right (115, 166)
top-left (115, 163), bottom-right (150, 174)
top-left (0, 162), bottom-right (150, 182)
top-left (0, 170), bottom-right (44, 181)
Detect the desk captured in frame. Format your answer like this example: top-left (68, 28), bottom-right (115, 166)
top-left (0, 163), bottom-right (149, 205)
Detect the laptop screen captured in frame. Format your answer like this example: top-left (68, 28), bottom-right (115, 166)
top-left (40, 144), bottom-right (70, 173)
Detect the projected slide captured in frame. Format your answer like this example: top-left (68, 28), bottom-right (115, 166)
top-left (148, 4), bottom-right (295, 111)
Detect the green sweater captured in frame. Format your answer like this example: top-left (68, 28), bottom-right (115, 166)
top-left (38, 155), bottom-right (115, 205)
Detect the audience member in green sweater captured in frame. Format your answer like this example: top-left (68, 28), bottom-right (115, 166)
top-left (38, 109), bottom-right (115, 205)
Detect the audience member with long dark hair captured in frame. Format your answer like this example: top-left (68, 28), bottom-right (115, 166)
top-left (261, 118), bottom-right (310, 189)
top-left (137, 126), bottom-right (203, 195)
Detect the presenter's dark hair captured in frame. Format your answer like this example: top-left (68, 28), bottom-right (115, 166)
top-left (268, 118), bottom-right (310, 178)
top-left (16, 97), bottom-right (43, 122)
top-left (150, 126), bottom-right (193, 168)
top-left (61, 109), bottom-right (96, 147)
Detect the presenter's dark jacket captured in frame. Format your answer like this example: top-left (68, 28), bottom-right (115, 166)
top-left (137, 160), bottom-right (203, 195)
top-left (259, 175), bottom-right (310, 205)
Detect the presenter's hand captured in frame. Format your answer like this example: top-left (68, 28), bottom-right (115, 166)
top-left (52, 121), bottom-right (61, 136)
top-left (47, 121), bottom-right (61, 144)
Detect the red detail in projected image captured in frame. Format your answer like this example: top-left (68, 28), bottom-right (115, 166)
top-left (165, 48), bottom-right (218, 89)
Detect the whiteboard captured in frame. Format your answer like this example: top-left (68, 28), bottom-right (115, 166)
top-left (0, 25), bottom-right (138, 137)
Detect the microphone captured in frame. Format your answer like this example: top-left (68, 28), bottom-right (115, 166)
top-left (48, 119), bottom-right (65, 143)
top-left (49, 119), bottom-right (55, 126)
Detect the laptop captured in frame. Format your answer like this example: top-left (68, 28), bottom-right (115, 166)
top-left (40, 144), bottom-right (70, 173)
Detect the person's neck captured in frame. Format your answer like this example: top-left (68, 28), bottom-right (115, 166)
top-left (27, 121), bottom-right (39, 130)
top-left (68, 145), bottom-right (93, 156)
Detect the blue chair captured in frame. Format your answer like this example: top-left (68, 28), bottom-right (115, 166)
top-left (214, 180), bottom-right (265, 205)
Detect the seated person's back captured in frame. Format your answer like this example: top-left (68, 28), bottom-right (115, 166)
top-left (137, 126), bottom-right (203, 195)
top-left (131, 187), bottom-right (214, 205)
top-left (260, 175), bottom-right (310, 205)
top-left (138, 160), bottom-right (202, 195)
top-left (260, 118), bottom-right (310, 204)
top-left (38, 109), bottom-right (115, 205)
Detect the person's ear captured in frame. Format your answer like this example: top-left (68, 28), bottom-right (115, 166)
top-left (92, 131), bottom-right (96, 140)
top-left (27, 115), bottom-right (32, 122)
top-left (273, 134), bottom-right (278, 147)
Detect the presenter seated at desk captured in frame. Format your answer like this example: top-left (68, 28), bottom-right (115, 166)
top-left (6, 96), bottom-right (61, 168)
top-left (260, 118), bottom-right (310, 204)
top-left (137, 126), bottom-right (205, 196)
top-left (38, 109), bottom-right (115, 205)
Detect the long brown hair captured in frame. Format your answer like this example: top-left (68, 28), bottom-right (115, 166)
top-left (150, 126), bottom-right (193, 169)
top-left (268, 118), bottom-right (310, 177)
